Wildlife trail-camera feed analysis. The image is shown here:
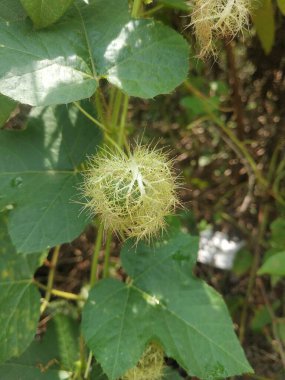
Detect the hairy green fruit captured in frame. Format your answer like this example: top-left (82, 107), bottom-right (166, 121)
top-left (122, 343), bottom-right (164, 380)
top-left (83, 145), bottom-right (179, 241)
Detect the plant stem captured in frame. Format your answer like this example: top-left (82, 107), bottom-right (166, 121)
top-left (132, 0), bottom-right (143, 18)
top-left (257, 279), bottom-right (285, 368)
top-left (73, 101), bottom-right (107, 132)
top-left (84, 227), bottom-right (113, 379)
top-left (73, 101), bottom-right (122, 152)
top-left (118, 94), bottom-right (129, 147)
top-left (111, 89), bottom-right (123, 133)
top-left (103, 231), bottom-right (113, 278)
top-left (34, 280), bottom-right (83, 301)
top-left (90, 223), bottom-right (104, 287)
top-left (40, 245), bottom-right (60, 314)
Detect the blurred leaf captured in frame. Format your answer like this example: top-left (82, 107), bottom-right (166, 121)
top-left (258, 251), bottom-right (285, 276)
top-left (277, 0), bottom-right (285, 14)
top-left (181, 95), bottom-right (219, 117)
top-left (0, 94), bottom-right (17, 127)
top-left (0, 102), bottom-right (102, 253)
top-left (0, 213), bottom-right (41, 363)
top-left (233, 248), bottom-right (253, 276)
top-left (82, 231), bottom-right (252, 380)
top-left (0, 314), bottom-right (79, 379)
top-left (251, 301), bottom-right (280, 331)
top-left (252, 0), bottom-right (275, 55)
top-left (270, 217), bottom-right (285, 249)
top-left (20, 0), bottom-right (74, 29)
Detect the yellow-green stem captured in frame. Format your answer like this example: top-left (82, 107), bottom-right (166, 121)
top-left (40, 245), bottom-right (60, 313)
top-left (103, 231), bottom-right (113, 278)
top-left (34, 280), bottom-right (83, 301)
top-left (118, 94), bottom-right (129, 147)
top-left (73, 101), bottom-right (122, 153)
top-left (111, 89), bottom-right (123, 133)
top-left (90, 223), bottom-right (104, 287)
top-left (132, 0), bottom-right (143, 17)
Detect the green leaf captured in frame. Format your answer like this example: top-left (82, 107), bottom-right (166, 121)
top-left (0, 0), bottom-right (26, 21)
top-left (20, 0), bottom-right (74, 29)
top-left (82, 232), bottom-right (252, 380)
top-left (251, 301), bottom-right (280, 331)
top-left (0, 314), bottom-right (79, 379)
top-left (277, 0), bottom-right (285, 15)
top-left (270, 217), bottom-right (285, 249)
top-left (0, 213), bottom-right (41, 364)
top-left (0, 94), bottom-right (17, 127)
top-left (0, 102), bottom-right (102, 253)
top-left (258, 251), bottom-right (285, 276)
top-left (233, 248), bottom-right (253, 276)
top-left (180, 95), bottom-right (220, 117)
top-left (0, 0), bottom-right (189, 106)
top-left (252, 0), bottom-right (275, 55)
top-left (0, 18), bottom-right (97, 106)
top-left (101, 19), bottom-right (189, 98)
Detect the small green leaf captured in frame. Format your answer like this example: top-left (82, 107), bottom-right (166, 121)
top-left (0, 213), bottom-right (41, 364)
top-left (277, 0), bottom-right (285, 15)
top-left (251, 301), bottom-right (280, 331)
top-left (20, 0), bottom-right (74, 29)
top-left (252, 0), bottom-right (275, 55)
top-left (0, 102), bottom-right (102, 253)
top-left (270, 217), bottom-right (285, 249)
top-left (233, 248), bottom-right (253, 276)
top-left (0, 94), bottom-right (17, 127)
top-left (258, 251), bottom-right (285, 276)
top-left (82, 231), bottom-right (252, 380)
top-left (180, 95), bottom-right (219, 116)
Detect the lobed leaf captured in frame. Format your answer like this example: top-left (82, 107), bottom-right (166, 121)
top-left (82, 231), bottom-right (253, 380)
top-left (0, 0), bottom-right (189, 106)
